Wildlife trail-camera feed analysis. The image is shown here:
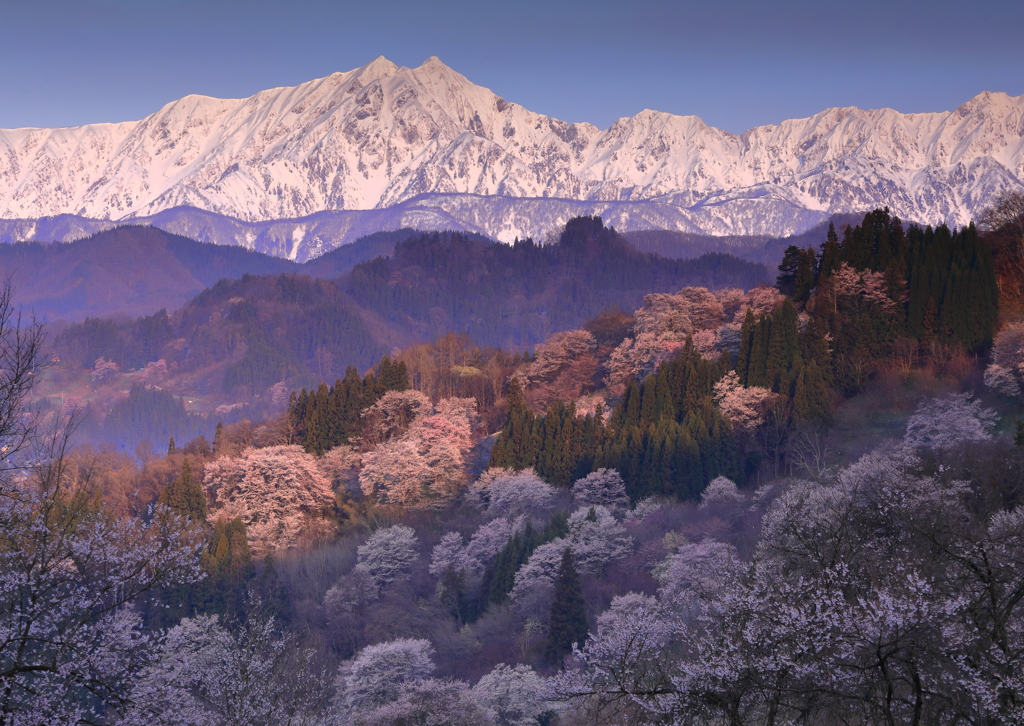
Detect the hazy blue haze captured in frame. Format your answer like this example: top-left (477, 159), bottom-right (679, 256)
top-left (3, 0), bottom-right (1022, 134)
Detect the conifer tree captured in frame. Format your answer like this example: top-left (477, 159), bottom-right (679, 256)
top-left (793, 247), bottom-right (817, 303)
top-left (158, 457), bottom-right (207, 522)
top-left (747, 315), bottom-right (771, 388)
top-left (213, 421), bottom-right (227, 457)
top-left (196, 517), bottom-right (254, 618)
top-left (765, 298), bottom-right (799, 393)
top-left (818, 222), bottom-right (841, 280)
top-left (489, 377), bottom-right (537, 470)
top-left (545, 548), bottom-right (587, 668)
top-left (776, 245), bottom-right (803, 297)
top-left (736, 308), bottom-right (756, 385)
top-left (792, 362), bottom-right (832, 425)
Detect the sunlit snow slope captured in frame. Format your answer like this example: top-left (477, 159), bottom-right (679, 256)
top-left (1, 56), bottom-right (1022, 241)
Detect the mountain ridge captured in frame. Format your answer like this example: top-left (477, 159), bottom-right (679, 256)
top-left (1, 56), bottom-right (1022, 241)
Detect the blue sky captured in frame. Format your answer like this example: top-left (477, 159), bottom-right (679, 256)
top-left (3, 0), bottom-right (1022, 134)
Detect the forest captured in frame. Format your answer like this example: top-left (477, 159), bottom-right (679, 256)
top-left (5, 197), bottom-right (1024, 726)
top-left (43, 218), bottom-right (767, 449)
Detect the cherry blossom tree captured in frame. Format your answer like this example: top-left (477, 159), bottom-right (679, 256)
top-left (471, 663), bottom-right (548, 726)
top-left (605, 331), bottom-right (685, 387)
top-left (571, 468), bottom-right (629, 514)
top-left (359, 397), bottom-right (478, 509)
top-left (355, 678), bottom-right (494, 726)
top-left (715, 287), bottom-right (748, 322)
top-left (739, 286), bottom-right (785, 318)
top-left (0, 281), bottom-right (206, 724)
top-left (606, 287), bottom-right (732, 386)
top-left (551, 445), bottom-right (1024, 726)
top-left (355, 524), bottom-right (420, 588)
top-left (712, 370), bottom-right (772, 433)
top-left (336, 638), bottom-right (436, 712)
top-left (91, 356), bottom-right (120, 383)
top-left (0, 494), bottom-right (205, 725)
top-left (469, 468), bottom-right (556, 517)
top-left (624, 497), bottom-right (662, 524)
top-left (463, 517), bottom-right (522, 576)
top-left (518, 330), bottom-right (597, 385)
top-left (124, 610), bottom-right (328, 726)
top-left (324, 567), bottom-right (379, 613)
top-left (985, 322), bottom-right (1024, 398)
top-left (203, 445), bottom-right (335, 554)
top-left (904, 392), bottom-right (997, 453)
top-left (511, 506), bottom-right (632, 616)
top-left (430, 531), bottom-right (468, 579)
top-left (697, 476), bottom-right (747, 526)
top-left (360, 389), bottom-right (431, 447)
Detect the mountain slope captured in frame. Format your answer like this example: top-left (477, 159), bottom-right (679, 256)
top-left (1, 57), bottom-right (1022, 239)
top-left (0, 226), bottom-right (424, 321)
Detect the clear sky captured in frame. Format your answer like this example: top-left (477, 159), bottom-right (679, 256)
top-left (2, 0), bottom-right (1022, 135)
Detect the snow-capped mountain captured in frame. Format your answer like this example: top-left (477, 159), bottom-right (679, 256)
top-left (1, 56), bottom-right (1022, 241)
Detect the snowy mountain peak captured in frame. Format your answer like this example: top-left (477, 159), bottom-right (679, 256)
top-left (0, 59), bottom-right (1022, 238)
top-left (354, 55), bottom-right (400, 80)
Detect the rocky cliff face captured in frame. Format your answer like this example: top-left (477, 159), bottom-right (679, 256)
top-left (2, 56), bottom-right (1022, 242)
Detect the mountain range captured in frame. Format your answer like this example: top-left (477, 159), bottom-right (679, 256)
top-left (1, 56), bottom-right (1022, 255)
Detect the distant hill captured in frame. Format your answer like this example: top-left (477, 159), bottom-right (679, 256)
top-left (623, 213), bottom-right (867, 268)
top-left (0, 227), bottom-right (298, 321)
top-left (0, 226), bottom-right (424, 321)
top-left (345, 218), bottom-right (770, 349)
top-left (39, 217), bottom-right (769, 449)
top-left (49, 217), bottom-right (768, 390)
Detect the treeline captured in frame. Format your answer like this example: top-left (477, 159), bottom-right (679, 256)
top-left (289, 357), bottom-right (410, 454)
top-left (103, 386), bottom-right (213, 452)
top-left (347, 217), bottom-right (769, 349)
top-left (56, 309), bottom-right (176, 371)
top-left (489, 208), bottom-right (1001, 500)
top-left (54, 273), bottom-right (385, 389)
top-left (781, 210), bottom-right (997, 350)
top-left (490, 348), bottom-right (743, 501)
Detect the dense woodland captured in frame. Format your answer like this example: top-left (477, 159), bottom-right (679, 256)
top-left (6, 199), bottom-right (1024, 725)
top-left (47, 219), bottom-right (766, 448)
top-left (346, 218), bottom-right (769, 348)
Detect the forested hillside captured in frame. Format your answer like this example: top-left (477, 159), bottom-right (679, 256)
top-left (41, 219), bottom-right (766, 448)
top-left (346, 217), bottom-right (769, 348)
top-left (13, 197), bottom-right (1024, 725)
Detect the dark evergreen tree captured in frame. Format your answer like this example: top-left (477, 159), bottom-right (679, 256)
top-left (818, 222), bottom-right (842, 280)
top-left (736, 308), bottom-right (756, 385)
top-left (764, 298), bottom-right (800, 393)
top-left (545, 548), bottom-right (588, 668)
top-left (776, 245), bottom-right (803, 297)
top-left (747, 315), bottom-right (772, 388)
top-left (792, 362), bottom-right (832, 426)
top-left (213, 421), bottom-right (227, 457)
top-left (157, 458), bottom-right (207, 521)
top-left (793, 247), bottom-right (817, 303)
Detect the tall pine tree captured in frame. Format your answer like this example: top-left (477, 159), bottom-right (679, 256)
top-left (157, 458), bottom-right (206, 522)
top-left (545, 548), bottom-right (588, 668)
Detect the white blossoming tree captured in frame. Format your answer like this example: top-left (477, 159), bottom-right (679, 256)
top-left (0, 281), bottom-right (206, 724)
top-left (571, 468), bottom-right (629, 514)
top-left (356, 524), bottom-right (420, 588)
top-left (471, 663), bottom-right (548, 726)
top-left (904, 393), bottom-right (997, 453)
top-left (468, 468), bottom-right (556, 517)
top-left (336, 638), bottom-right (436, 712)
